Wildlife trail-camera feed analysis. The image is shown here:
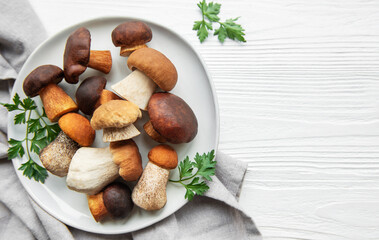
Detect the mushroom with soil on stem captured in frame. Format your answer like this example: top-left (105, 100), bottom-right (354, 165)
top-left (111, 21), bottom-right (152, 57)
top-left (75, 76), bottom-right (121, 115)
top-left (23, 64), bottom-right (78, 122)
top-left (88, 182), bottom-right (134, 222)
top-left (63, 27), bottom-right (112, 84)
top-left (144, 92), bottom-right (198, 144)
top-left (132, 144), bottom-right (178, 211)
top-left (39, 112), bottom-right (95, 177)
top-left (109, 139), bottom-right (143, 182)
top-left (90, 100), bottom-right (141, 142)
top-left (66, 147), bottom-right (119, 195)
top-left (111, 48), bottom-right (177, 110)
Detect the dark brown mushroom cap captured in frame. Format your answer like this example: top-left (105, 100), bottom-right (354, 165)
top-left (76, 76), bottom-right (107, 115)
top-left (63, 27), bottom-right (91, 84)
top-left (103, 182), bottom-right (133, 219)
top-left (148, 93), bottom-right (198, 144)
top-left (111, 21), bottom-right (152, 47)
top-left (23, 65), bottom-right (64, 97)
top-left (127, 48), bottom-right (177, 91)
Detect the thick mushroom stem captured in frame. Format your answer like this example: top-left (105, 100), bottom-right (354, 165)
top-left (102, 124), bottom-right (140, 142)
top-left (143, 120), bottom-right (166, 143)
top-left (88, 192), bottom-right (108, 222)
top-left (132, 161), bottom-right (169, 211)
top-left (39, 83), bottom-right (78, 122)
top-left (94, 90), bottom-right (122, 109)
top-left (120, 44), bottom-right (148, 57)
top-left (88, 50), bottom-right (112, 74)
top-left (112, 69), bottom-right (156, 111)
top-left (109, 140), bottom-right (143, 182)
top-left (66, 147), bottom-right (119, 195)
top-left (39, 131), bottom-right (80, 177)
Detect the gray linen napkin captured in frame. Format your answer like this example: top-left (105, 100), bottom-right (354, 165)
top-left (0, 1), bottom-right (261, 239)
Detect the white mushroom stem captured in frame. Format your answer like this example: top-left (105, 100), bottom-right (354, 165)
top-left (111, 69), bottom-right (156, 110)
top-left (132, 161), bottom-right (169, 211)
top-left (66, 147), bottom-right (119, 195)
top-left (102, 124), bottom-right (140, 142)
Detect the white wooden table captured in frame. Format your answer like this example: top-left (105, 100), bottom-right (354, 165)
top-left (29, 0), bottom-right (379, 239)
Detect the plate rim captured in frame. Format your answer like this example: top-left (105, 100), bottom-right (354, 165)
top-left (8, 15), bottom-right (220, 234)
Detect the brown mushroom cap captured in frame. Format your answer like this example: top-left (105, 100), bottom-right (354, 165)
top-left (23, 65), bottom-right (64, 97)
top-left (76, 76), bottom-right (107, 115)
top-left (148, 144), bottom-right (178, 169)
top-left (63, 27), bottom-right (91, 84)
top-left (111, 21), bottom-right (152, 47)
top-left (103, 182), bottom-right (134, 219)
top-left (127, 48), bottom-right (177, 91)
top-left (91, 100), bottom-right (141, 130)
top-left (148, 93), bottom-right (198, 144)
top-left (58, 113), bottom-right (95, 147)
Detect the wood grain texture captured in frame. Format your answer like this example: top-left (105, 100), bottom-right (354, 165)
top-left (29, 0), bottom-right (379, 239)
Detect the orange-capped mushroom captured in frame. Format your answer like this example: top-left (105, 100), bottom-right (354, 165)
top-left (132, 144), bottom-right (178, 211)
top-left (59, 113), bottom-right (95, 147)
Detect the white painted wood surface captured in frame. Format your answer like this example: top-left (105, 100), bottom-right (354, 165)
top-left (28, 0), bottom-right (379, 239)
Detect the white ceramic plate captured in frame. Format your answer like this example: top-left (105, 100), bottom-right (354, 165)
top-left (7, 16), bottom-right (219, 234)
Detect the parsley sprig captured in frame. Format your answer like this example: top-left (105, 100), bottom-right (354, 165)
top-left (169, 150), bottom-right (216, 200)
top-left (1, 93), bottom-right (60, 183)
top-left (193, 0), bottom-right (246, 43)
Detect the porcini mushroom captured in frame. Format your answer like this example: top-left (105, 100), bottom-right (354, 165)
top-left (111, 21), bottom-right (152, 56)
top-left (145, 92), bottom-right (198, 144)
top-left (58, 113), bottom-right (95, 147)
top-left (109, 139), bottom-right (143, 181)
top-left (91, 100), bottom-right (141, 142)
top-left (23, 65), bottom-right (78, 122)
top-left (64, 27), bottom-right (112, 84)
top-left (111, 48), bottom-right (177, 110)
top-left (66, 147), bottom-right (119, 195)
top-left (132, 144), bottom-right (178, 211)
top-left (88, 182), bottom-right (134, 222)
top-left (75, 76), bottom-right (121, 115)
top-left (39, 112), bottom-right (95, 176)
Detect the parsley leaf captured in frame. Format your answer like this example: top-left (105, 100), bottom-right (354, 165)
top-left (0, 94), bottom-right (21, 112)
top-left (14, 112), bottom-right (26, 124)
top-left (193, 19), bottom-right (213, 42)
top-left (178, 156), bottom-right (194, 178)
top-left (20, 97), bottom-right (36, 110)
top-left (19, 159), bottom-right (48, 183)
top-left (170, 150), bottom-right (216, 200)
top-left (45, 123), bottom-right (60, 142)
top-left (0, 93), bottom-right (61, 183)
top-left (194, 151), bottom-right (216, 181)
top-left (194, 0), bottom-right (246, 43)
top-left (184, 177), bottom-right (209, 201)
top-left (202, 2), bottom-right (221, 22)
top-left (8, 138), bottom-right (24, 160)
top-left (215, 18), bottom-right (246, 43)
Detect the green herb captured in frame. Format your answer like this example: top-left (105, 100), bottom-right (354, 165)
top-left (1, 93), bottom-right (61, 183)
top-left (169, 150), bottom-right (216, 200)
top-left (193, 0), bottom-right (246, 43)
